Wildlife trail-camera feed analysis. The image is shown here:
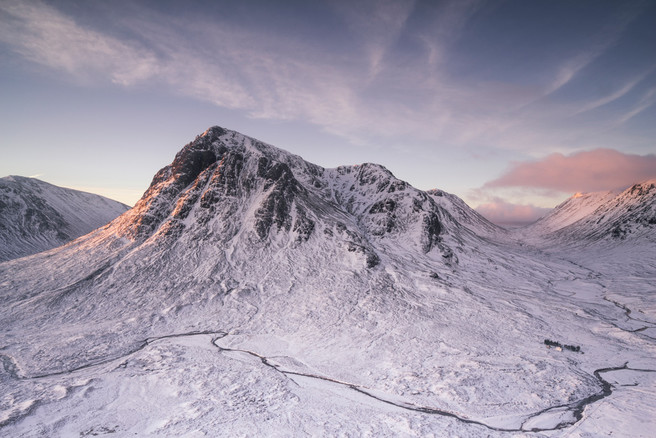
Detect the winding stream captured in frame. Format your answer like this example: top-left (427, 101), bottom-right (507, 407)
top-left (211, 337), bottom-right (653, 433)
top-left (2, 331), bottom-right (655, 434)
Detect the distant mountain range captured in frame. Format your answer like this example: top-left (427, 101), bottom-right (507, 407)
top-left (1, 127), bottom-right (654, 436)
top-left (0, 176), bottom-right (129, 262)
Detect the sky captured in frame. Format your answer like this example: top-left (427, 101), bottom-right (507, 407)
top-left (1, 0), bottom-right (655, 225)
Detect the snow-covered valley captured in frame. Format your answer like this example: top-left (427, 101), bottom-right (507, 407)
top-left (1, 127), bottom-right (655, 437)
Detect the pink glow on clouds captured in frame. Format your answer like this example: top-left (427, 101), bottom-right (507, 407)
top-left (475, 199), bottom-right (550, 226)
top-left (486, 149), bottom-right (656, 193)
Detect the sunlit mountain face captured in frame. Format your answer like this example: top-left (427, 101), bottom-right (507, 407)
top-left (1, 127), bottom-right (655, 437)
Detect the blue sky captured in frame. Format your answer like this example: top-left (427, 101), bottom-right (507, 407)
top-left (1, 0), bottom-right (655, 224)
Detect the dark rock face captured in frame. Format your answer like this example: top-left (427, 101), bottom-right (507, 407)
top-left (127, 134), bottom-right (225, 238)
top-left (20, 203), bottom-right (68, 239)
top-left (125, 129), bottom-right (314, 243)
top-left (172, 149), bottom-right (217, 188)
top-left (350, 163), bottom-right (407, 194)
top-left (367, 198), bottom-right (397, 236)
top-left (611, 226), bottom-right (626, 239)
top-left (254, 165), bottom-right (298, 240)
top-left (369, 199), bottom-right (396, 214)
top-left (200, 152), bottom-right (245, 208)
top-left (422, 212), bottom-right (442, 252)
top-left (629, 182), bottom-right (654, 197)
top-left (292, 207), bottom-right (315, 242)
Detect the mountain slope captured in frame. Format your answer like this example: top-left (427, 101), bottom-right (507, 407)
top-left (0, 176), bottom-right (129, 261)
top-left (428, 188), bottom-right (506, 238)
top-left (528, 190), bottom-right (617, 234)
top-left (0, 127), bottom-right (502, 375)
top-left (1, 127), bottom-right (655, 436)
top-left (519, 179), bottom-right (656, 247)
top-left (558, 179), bottom-right (656, 242)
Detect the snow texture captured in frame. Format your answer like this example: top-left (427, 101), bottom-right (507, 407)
top-left (1, 127), bottom-right (655, 437)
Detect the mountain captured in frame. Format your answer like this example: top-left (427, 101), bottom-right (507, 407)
top-left (527, 190), bottom-right (617, 234)
top-left (0, 176), bottom-right (130, 262)
top-left (519, 179), bottom-right (656, 246)
top-left (556, 179), bottom-right (656, 242)
top-left (427, 188), bottom-right (506, 239)
top-left (1, 127), bottom-right (655, 437)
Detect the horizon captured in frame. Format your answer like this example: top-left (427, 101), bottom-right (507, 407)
top-left (1, 0), bottom-right (656, 224)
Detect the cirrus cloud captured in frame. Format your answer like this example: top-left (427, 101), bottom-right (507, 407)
top-left (0, 1), bottom-right (159, 85)
top-left (485, 149), bottom-right (656, 193)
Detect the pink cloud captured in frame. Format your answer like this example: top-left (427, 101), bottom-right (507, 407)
top-left (475, 199), bottom-right (550, 226)
top-left (486, 149), bottom-right (656, 192)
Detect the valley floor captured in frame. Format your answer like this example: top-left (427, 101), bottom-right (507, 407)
top-left (1, 230), bottom-right (655, 437)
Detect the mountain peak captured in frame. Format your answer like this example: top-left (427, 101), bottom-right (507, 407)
top-left (105, 125), bottom-right (492, 271)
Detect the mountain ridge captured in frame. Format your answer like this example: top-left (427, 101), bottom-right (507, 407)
top-left (108, 126), bottom-right (496, 263)
top-left (518, 178), bottom-right (656, 247)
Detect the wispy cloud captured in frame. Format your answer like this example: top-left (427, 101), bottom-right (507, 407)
top-left (0, 0), bottom-right (653, 163)
top-left (543, 6), bottom-right (641, 97)
top-left (413, 0), bottom-right (485, 70)
top-left (485, 149), bottom-right (656, 193)
top-left (546, 53), bottom-right (601, 97)
top-left (615, 86), bottom-right (656, 125)
top-left (331, 0), bottom-right (416, 79)
top-left (0, 0), bottom-right (492, 148)
top-left (574, 68), bottom-right (654, 115)
top-left (0, 0), bottom-right (158, 85)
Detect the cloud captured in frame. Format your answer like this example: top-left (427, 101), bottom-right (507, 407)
top-left (0, 0), bottom-right (653, 162)
top-left (574, 70), bottom-right (652, 115)
top-left (331, 0), bottom-right (416, 79)
top-left (475, 198), bottom-right (550, 226)
top-left (486, 149), bottom-right (656, 193)
top-left (546, 53), bottom-right (602, 97)
top-left (0, 1), bottom-right (159, 85)
top-left (0, 1), bottom-right (357, 134)
top-left (0, 0), bottom-right (496, 149)
top-left (616, 86), bottom-right (656, 125)
top-left (543, 5), bottom-right (641, 97)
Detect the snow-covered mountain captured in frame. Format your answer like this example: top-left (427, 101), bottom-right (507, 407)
top-left (427, 188), bottom-right (506, 238)
top-left (520, 179), bottom-right (656, 246)
top-left (1, 127), bottom-right (655, 437)
top-left (0, 176), bottom-right (129, 262)
top-left (557, 179), bottom-right (656, 242)
top-left (528, 190), bottom-right (617, 234)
